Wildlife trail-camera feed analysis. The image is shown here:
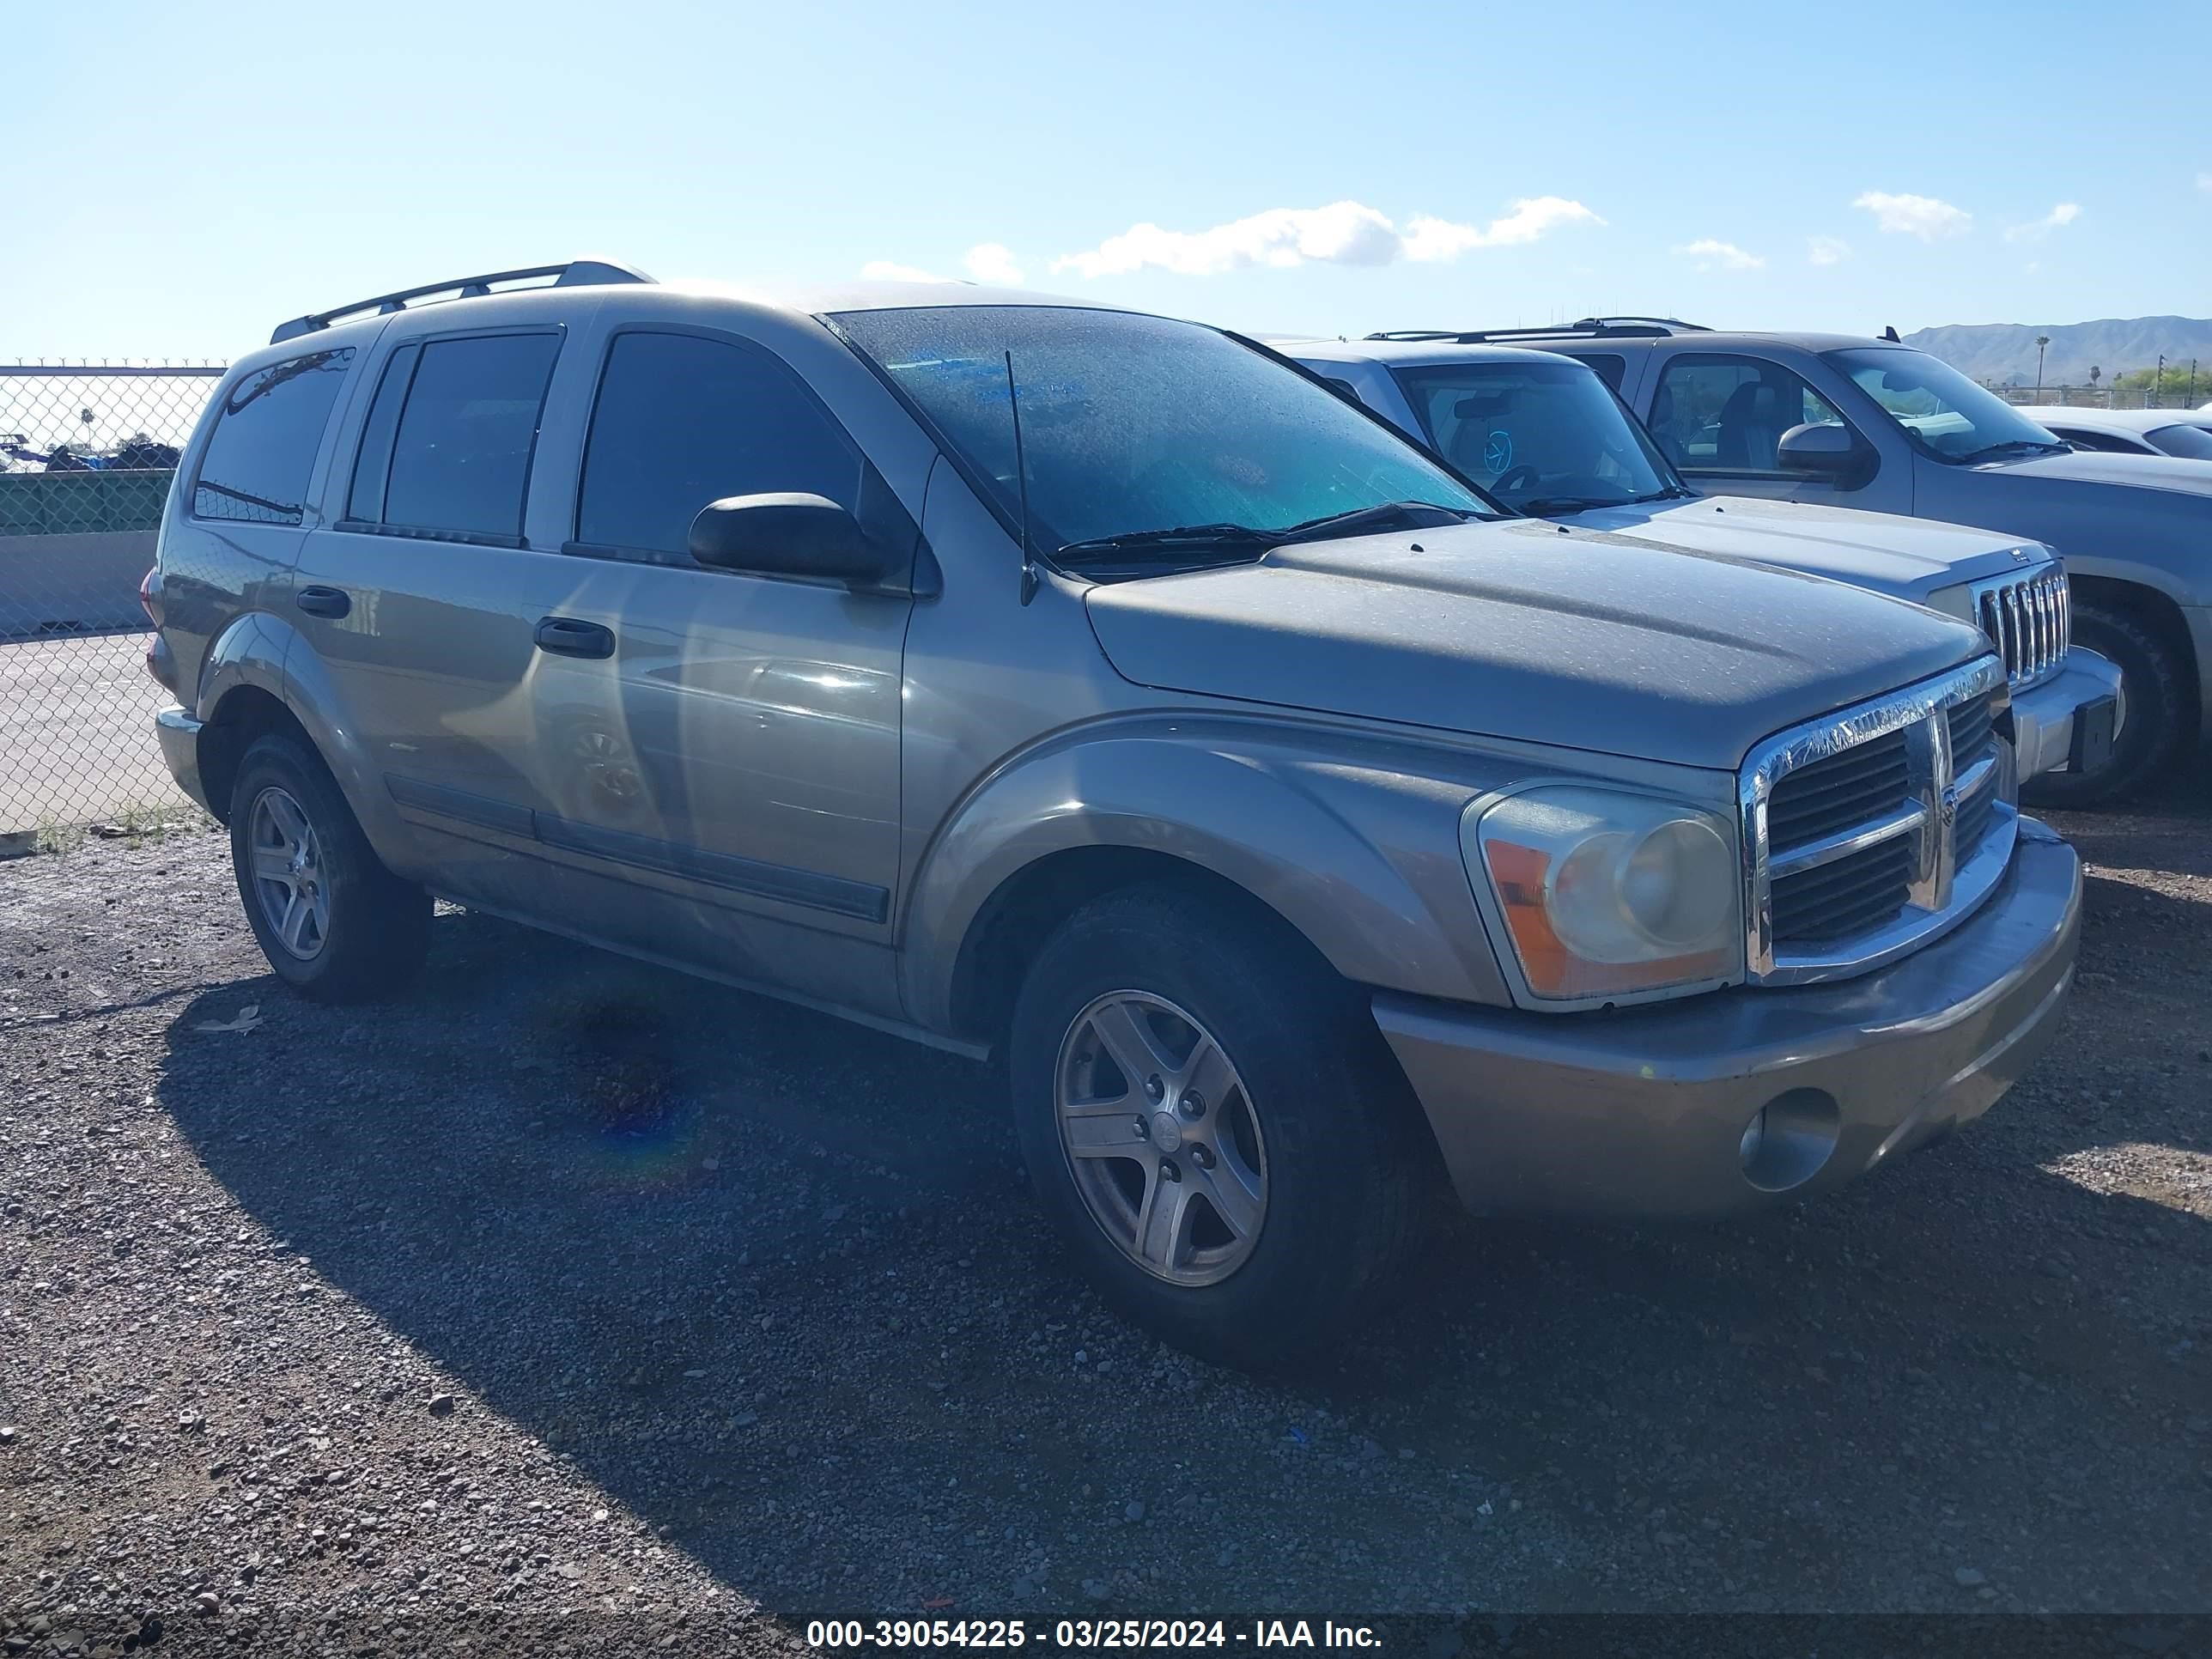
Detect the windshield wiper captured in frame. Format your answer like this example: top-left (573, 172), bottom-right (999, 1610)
top-left (1271, 500), bottom-right (1480, 544)
top-left (1054, 522), bottom-right (1273, 559)
top-left (1515, 495), bottom-right (1635, 515)
top-left (1953, 439), bottom-right (2069, 465)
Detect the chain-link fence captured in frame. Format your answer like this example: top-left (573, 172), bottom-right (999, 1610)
top-left (2, 362), bottom-right (226, 836)
top-left (1991, 384), bottom-right (2207, 410)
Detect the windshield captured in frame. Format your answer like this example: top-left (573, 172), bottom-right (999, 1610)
top-left (830, 306), bottom-right (1492, 564)
top-left (2148, 422), bottom-right (2212, 460)
top-left (1825, 346), bottom-right (2069, 464)
top-left (1391, 358), bottom-right (1681, 513)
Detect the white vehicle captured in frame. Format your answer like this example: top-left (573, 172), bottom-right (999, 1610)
top-left (2026, 404), bottom-right (2212, 461)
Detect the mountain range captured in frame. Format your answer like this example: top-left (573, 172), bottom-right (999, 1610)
top-left (1901, 317), bottom-right (2212, 386)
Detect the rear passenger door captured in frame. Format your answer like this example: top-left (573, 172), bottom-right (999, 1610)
top-left (291, 325), bottom-right (574, 907)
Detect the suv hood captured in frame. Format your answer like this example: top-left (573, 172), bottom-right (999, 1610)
top-left (1084, 519), bottom-right (1985, 770)
top-left (1553, 495), bottom-right (2043, 602)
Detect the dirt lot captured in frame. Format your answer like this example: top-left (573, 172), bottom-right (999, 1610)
top-left (3, 782), bottom-right (2208, 1650)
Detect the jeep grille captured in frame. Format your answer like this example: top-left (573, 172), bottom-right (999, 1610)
top-left (1972, 568), bottom-right (2068, 690)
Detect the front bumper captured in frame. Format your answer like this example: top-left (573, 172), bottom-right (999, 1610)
top-left (1374, 822), bottom-right (2080, 1219)
top-left (2010, 647), bottom-right (2123, 778)
top-left (155, 705), bottom-right (210, 814)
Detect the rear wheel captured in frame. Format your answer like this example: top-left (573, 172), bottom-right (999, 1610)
top-left (1008, 885), bottom-right (1432, 1367)
top-left (228, 733), bottom-right (432, 1001)
top-left (2022, 603), bottom-right (2191, 807)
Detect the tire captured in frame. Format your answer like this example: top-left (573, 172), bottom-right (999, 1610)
top-left (1007, 884), bottom-right (1433, 1368)
top-left (228, 732), bottom-right (432, 1001)
top-left (2021, 602), bottom-right (2193, 808)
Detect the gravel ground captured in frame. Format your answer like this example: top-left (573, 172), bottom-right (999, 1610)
top-left (3, 782), bottom-right (2209, 1651)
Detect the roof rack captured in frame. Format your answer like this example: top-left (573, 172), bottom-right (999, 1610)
top-left (1364, 316), bottom-right (1710, 346)
top-left (269, 259), bottom-right (655, 345)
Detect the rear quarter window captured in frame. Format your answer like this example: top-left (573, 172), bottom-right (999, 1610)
top-left (192, 348), bottom-right (356, 525)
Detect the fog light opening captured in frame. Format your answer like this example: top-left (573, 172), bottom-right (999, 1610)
top-left (1738, 1088), bottom-right (1841, 1193)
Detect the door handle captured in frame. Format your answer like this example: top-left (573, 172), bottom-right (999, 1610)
top-left (533, 617), bottom-right (616, 659)
top-left (295, 586), bottom-right (351, 619)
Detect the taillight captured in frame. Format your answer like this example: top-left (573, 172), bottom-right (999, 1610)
top-left (139, 567), bottom-right (162, 627)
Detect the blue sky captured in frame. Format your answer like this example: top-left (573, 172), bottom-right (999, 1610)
top-left (6, 0), bottom-right (2208, 361)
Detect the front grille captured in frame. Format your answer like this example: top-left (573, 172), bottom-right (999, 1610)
top-left (1771, 836), bottom-right (1913, 942)
top-left (1741, 658), bottom-right (2017, 984)
top-left (1972, 567), bottom-right (2068, 689)
top-left (1948, 691), bottom-right (1996, 766)
top-left (1766, 727), bottom-right (1908, 848)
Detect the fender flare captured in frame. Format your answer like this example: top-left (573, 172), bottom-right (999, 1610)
top-left (900, 716), bottom-right (1514, 1035)
top-left (198, 609), bottom-right (415, 866)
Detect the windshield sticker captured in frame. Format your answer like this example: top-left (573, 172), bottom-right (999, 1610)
top-left (1482, 428), bottom-right (1514, 474)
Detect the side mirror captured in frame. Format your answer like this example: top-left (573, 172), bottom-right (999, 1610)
top-left (687, 493), bottom-right (900, 585)
top-left (1776, 422), bottom-right (1864, 479)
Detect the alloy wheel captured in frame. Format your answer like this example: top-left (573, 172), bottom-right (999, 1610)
top-left (246, 785), bottom-right (331, 960)
top-left (1053, 990), bottom-right (1268, 1286)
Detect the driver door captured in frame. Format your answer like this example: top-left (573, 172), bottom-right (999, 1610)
top-left (1643, 350), bottom-right (1911, 514)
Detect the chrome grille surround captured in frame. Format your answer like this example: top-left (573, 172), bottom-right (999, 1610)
top-left (1740, 656), bottom-right (2015, 987)
top-left (1970, 565), bottom-right (2069, 690)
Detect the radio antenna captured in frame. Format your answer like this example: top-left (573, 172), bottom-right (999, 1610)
top-left (1005, 349), bottom-right (1040, 606)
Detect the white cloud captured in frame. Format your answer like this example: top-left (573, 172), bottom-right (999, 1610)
top-left (860, 243), bottom-right (1030, 286)
top-left (1401, 197), bottom-right (1607, 261)
top-left (2197, 172), bottom-right (2212, 193)
top-left (2005, 202), bottom-right (2081, 242)
top-left (961, 243), bottom-right (1025, 285)
top-left (1674, 238), bottom-right (1764, 271)
top-left (1852, 190), bottom-right (1972, 240)
top-left (1050, 197), bottom-right (1601, 278)
top-left (1807, 234), bottom-right (1850, 266)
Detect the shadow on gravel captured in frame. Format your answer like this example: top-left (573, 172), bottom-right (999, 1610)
top-left (150, 902), bottom-right (2212, 1614)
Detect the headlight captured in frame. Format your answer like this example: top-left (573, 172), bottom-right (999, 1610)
top-left (1462, 786), bottom-right (1742, 1005)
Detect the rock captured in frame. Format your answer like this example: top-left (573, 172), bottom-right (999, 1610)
top-left (1954, 1567), bottom-right (1986, 1587)
top-left (428, 1393), bottom-right (456, 1417)
top-left (193, 1592), bottom-right (220, 1614)
top-left (0, 1426), bottom-right (15, 1445)
top-left (1081, 1578), bottom-right (1110, 1603)
top-left (1012, 1576), bottom-right (1035, 1599)
top-left (1124, 1500), bottom-right (1146, 1522)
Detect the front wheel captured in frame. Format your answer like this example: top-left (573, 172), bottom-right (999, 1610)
top-left (1008, 886), bottom-right (1433, 1367)
top-left (2022, 603), bottom-right (2192, 808)
top-left (228, 733), bottom-right (432, 1001)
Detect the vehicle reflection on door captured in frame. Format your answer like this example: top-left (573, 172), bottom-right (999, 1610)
top-left (517, 558), bottom-right (908, 989)
top-left (634, 645), bottom-right (901, 880)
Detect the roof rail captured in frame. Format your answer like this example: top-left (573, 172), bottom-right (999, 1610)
top-left (269, 259), bottom-right (655, 345)
top-left (1447, 316), bottom-right (1711, 343)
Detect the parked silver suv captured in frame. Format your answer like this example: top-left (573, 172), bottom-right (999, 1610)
top-left (1280, 333), bottom-right (2124, 792)
top-left (148, 264), bottom-right (2081, 1364)
top-left (1427, 319), bottom-right (2212, 803)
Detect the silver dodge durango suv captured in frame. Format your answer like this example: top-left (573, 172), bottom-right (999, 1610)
top-left (147, 262), bottom-right (2081, 1364)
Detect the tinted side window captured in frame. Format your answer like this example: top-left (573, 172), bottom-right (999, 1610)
top-left (380, 333), bottom-right (562, 541)
top-left (1648, 355), bottom-right (1847, 473)
top-left (1575, 353), bottom-right (1627, 392)
top-left (193, 348), bottom-right (355, 524)
top-left (576, 331), bottom-right (862, 557)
